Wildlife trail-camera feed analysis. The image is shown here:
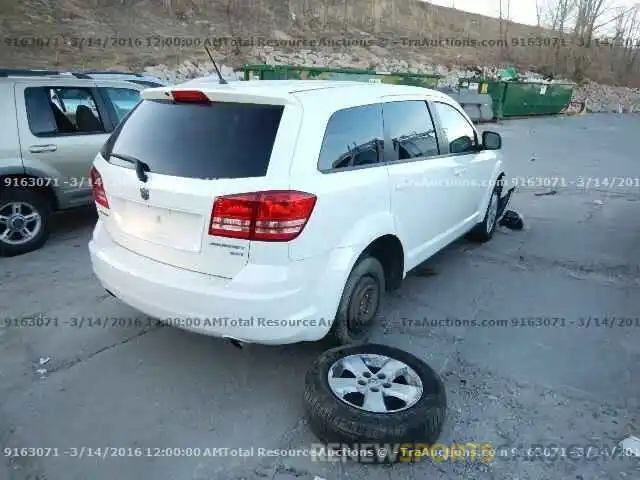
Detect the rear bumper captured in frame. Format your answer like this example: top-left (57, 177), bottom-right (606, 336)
top-left (88, 222), bottom-right (341, 345)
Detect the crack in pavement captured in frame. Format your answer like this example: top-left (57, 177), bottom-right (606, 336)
top-left (515, 187), bottom-right (640, 200)
top-left (466, 250), bottom-right (640, 286)
top-left (44, 324), bottom-right (163, 377)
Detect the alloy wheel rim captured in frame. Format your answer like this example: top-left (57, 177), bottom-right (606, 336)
top-left (0, 202), bottom-right (42, 245)
top-left (327, 353), bottom-right (423, 413)
top-left (486, 193), bottom-right (499, 234)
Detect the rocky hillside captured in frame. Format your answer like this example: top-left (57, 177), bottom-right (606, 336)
top-left (1, 0), bottom-right (637, 87)
top-left (2, 0), bottom-right (640, 111)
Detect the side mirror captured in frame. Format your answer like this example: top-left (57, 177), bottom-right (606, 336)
top-left (482, 131), bottom-right (502, 150)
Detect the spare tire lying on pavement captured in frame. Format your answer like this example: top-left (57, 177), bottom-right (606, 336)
top-left (303, 344), bottom-right (447, 463)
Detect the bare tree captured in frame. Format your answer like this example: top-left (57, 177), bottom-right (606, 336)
top-left (323, 0), bottom-right (330, 28)
top-left (499, 0), bottom-right (503, 59)
top-left (372, 0), bottom-right (380, 33)
top-left (537, 0), bottom-right (577, 73)
top-left (343, 0), bottom-right (348, 26)
top-left (497, 0), bottom-right (512, 61)
top-left (504, 0), bottom-right (511, 59)
top-left (571, 0), bottom-right (611, 80)
top-left (611, 5), bottom-right (640, 83)
top-left (391, 0), bottom-right (397, 27)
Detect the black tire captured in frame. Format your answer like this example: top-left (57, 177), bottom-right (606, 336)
top-left (327, 256), bottom-right (385, 346)
top-left (467, 183), bottom-right (502, 243)
top-left (304, 343), bottom-right (447, 464)
top-left (499, 209), bottom-right (524, 230)
top-left (0, 188), bottom-right (52, 257)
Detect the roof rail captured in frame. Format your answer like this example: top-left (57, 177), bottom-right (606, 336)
top-left (0, 68), bottom-right (63, 77)
top-left (78, 70), bottom-right (143, 77)
top-left (0, 68), bottom-right (148, 80)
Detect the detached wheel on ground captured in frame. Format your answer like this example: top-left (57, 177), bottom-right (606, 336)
top-left (499, 209), bottom-right (524, 230)
top-left (303, 344), bottom-right (447, 463)
top-left (328, 256), bottom-right (385, 346)
top-left (0, 188), bottom-right (52, 257)
top-left (467, 183), bottom-right (501, 243)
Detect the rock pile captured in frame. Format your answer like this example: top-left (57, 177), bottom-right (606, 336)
top-left (574, 81), bottom-right (640, 113)
top-left (143, 48), bottom-right (640, 113)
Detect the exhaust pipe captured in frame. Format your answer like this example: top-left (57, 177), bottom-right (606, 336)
top-left (223, 336), bottom-right (244, 349)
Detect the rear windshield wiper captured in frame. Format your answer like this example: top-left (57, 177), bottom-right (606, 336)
top-left (108, 153), bottom-right (151, 182)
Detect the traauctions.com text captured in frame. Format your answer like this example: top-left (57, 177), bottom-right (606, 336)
top-left (6, 443), bottom-right (636, 463)
top-left (5, 35), bottom-right (639, 50)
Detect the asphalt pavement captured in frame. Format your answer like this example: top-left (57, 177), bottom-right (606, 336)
top-left (1, 113), bottom-right (639, 480)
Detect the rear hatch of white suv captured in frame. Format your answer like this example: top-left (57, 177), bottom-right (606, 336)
top-left (91, 87), bottom-right (314, 278)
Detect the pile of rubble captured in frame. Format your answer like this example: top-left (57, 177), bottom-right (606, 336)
top-left (144, 48), bottom-right (640, 113)
top-left (574, 81), bottom-right (640, 113)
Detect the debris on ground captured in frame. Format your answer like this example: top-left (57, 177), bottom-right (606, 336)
top-left (619, 436), bottom-right (640, 457)
top-left (499, 210), bottom-right (525, 230)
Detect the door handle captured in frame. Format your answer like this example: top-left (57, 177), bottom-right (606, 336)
top-left (453, 168), bottom-right (466, 176)
top-left (29, 144), bottom-right (57, 153)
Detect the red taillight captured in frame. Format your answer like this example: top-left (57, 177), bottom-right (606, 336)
top-left (90, 167), bottom-right (109, 209)
top-left (209, 191), bottom-right (317, 242)
top-left (171, 90), bottom-right (210, 104)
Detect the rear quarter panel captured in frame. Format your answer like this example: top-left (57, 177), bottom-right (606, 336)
top-left (0, 83), bottom-right (22, 174)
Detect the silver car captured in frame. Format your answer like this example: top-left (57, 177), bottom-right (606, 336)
top-left (0, 69), bottom-right (150, 256)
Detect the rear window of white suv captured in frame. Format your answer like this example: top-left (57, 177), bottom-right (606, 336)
top-left (102, 99), bottom-right (284, 179)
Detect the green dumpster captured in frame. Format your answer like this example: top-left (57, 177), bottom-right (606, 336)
top-left (502, 82), bottom-right (574, 117)
top-left (459, 79), bottom-right (506, 119)
top-left (242, 64), bottom-right (441, 88)
top-left (459, 78), bottom-right (575, 118)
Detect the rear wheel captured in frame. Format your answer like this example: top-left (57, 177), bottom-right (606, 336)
top-left (328, 256), bottom-right (385, 346)
top-left (0, 188), bottom-right (52, 257)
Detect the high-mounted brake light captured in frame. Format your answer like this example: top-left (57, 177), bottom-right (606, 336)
top-left (90, 167), bottom-right (109, 209)
top-left (209, 191), bottom-right (317, 242)
top-left (171, 90), bottom-right (210, 104)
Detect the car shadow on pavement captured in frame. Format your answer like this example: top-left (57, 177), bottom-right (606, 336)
top-left (50, 206), bottom-right (97, 244)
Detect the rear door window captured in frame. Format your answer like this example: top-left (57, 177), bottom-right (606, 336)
top-left (382, 100), bottom-right (439, 160)
top-left (24, 87), bottom-right (106, 136)
top-left (104, 100), bottom-right (284, 179)
top-left (317, 103), bottom-right (384, 171)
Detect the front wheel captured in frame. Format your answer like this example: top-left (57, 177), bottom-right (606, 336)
top-left (0, 188), bottom-right (52, 257)
top-left (467, 184), bottom-right (501, 243)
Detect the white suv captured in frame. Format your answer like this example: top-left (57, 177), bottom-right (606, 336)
top-left (88, 79), bottom-right (513, 346)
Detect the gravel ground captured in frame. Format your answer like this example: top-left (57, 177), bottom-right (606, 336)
top-left (1, 114), bottom-right (639, 480)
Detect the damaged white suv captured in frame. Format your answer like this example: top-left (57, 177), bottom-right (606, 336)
top-left (88, 79), bottom-right (513, 346)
